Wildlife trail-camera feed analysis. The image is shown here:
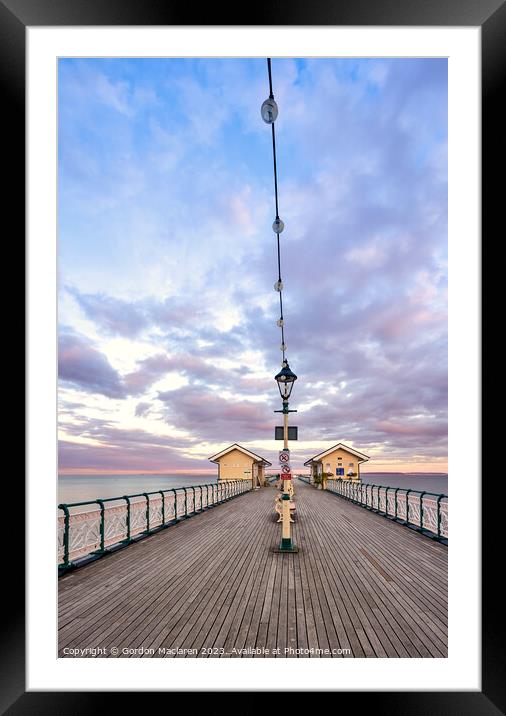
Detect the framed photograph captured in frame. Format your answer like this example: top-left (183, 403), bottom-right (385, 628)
top-left (6, 0), bottom-right (502, 707)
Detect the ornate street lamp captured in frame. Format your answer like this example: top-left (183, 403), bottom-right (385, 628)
top-left (275, 359), bottom-right (297, 404)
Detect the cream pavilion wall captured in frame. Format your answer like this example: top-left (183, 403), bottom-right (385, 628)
top-left (216, 448), bottom-right (255, 481)
top-left (321, 446), bottom-right (362, 481)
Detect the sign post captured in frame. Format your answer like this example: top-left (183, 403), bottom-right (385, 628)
top-left (274, 414), bottom-right (298, 553)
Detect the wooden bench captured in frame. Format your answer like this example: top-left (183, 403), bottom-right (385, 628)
top-left (274, 493), bottom-right (295, 522)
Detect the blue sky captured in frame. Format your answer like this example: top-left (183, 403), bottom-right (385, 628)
top-left (58, 57), bottom-right (448, 473)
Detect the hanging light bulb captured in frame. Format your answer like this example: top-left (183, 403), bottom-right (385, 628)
top-left (261, 97), bottom-right (278, 124)
top-left (276, 318), bottom-right (284, 327)
top-left (274, 280), bottom-right (283, 292)
top-left (272, 217), bottom-right (284, 234)
top-left (280, 342), bottom-right (287, 351)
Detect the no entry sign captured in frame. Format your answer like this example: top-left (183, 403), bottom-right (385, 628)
top-left (279, 451), bottom-right (290, 463)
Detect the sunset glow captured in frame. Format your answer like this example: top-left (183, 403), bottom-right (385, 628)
top-left (58, 58), bottom-right (447, 474)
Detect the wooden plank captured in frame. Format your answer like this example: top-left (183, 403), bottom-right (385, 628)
top-left (250, 552), bottom-right (278, 658)
top-left (181, 498), bottom-right (273, 658)
top-left (59, 497), bottom-right (247, 626)
top-left (58, 479), bottom-right (448, 658)
top-left (311, 491), bottom-right (447, 657)
top-left (300, 496), bottom-right (373, 657)
top-left (295, 509), bottom-right (334, 657)
top-left (132, 494), bottom-right (269, 657)
top-left (232, 522), bottom-right (276, 657)
top-left (309, 506), bottom-right (417, 657)
top-left (60, 499), bottom-right (252, 653)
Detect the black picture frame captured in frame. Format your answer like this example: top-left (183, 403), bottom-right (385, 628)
top-left (6, 0), bottom-right (502, 710)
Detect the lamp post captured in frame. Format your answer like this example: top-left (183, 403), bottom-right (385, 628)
top-left (262, 59), bottom-right (299, 553)
top-left (274, 360), bottom-right (298, 552)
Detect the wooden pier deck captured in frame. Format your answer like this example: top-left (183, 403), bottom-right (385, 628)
top-left (58, 479), bottom-right (447, 658)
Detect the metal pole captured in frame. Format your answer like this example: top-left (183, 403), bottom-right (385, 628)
top-left (97, 499), bottom-right (105, 553)
top-left (277, 400), bottom-right (297, 552)
top-left (59, 504), bottom-right (70, 568)
top-left (123, 496), bottom-right (131, 541)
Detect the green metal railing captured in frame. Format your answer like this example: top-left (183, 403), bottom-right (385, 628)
top-left (301, 477), bottom-right (448, 543)
top-left (58, 479), bottom-right (250, 573)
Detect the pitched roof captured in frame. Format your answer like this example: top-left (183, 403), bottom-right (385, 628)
top-left (303, 442), bottom-right (369, 466)
top-left (208, 443), bottom-right (272, 466)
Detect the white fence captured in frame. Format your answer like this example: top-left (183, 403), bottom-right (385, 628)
top-left (324, 479), bottom-right (448, 540)
top-left (58, 481), bottom-right (251, 568)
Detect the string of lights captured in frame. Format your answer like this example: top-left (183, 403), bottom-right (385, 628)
top-left (261, 58), bottom-right (287, 363)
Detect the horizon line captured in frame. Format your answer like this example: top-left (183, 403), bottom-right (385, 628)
top-left (58, 469), bottom-right (449, 476)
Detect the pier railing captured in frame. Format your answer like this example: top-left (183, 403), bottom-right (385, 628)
top-left (58, 480), bottom-right (250, 572)
top-left (315, 478), bottom-right (448, 542)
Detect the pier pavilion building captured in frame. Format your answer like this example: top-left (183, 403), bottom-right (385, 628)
top-left (304, 443), bottom-right (369, 483)
top-left (209, 443), bottom-right (272, 488)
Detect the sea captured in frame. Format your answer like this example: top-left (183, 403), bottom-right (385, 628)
top-left (58, 471), bottom-right (447, 505)
top-left (360, 472), bottom-right (447, 494)
top-left (58, 474), bottom-right (217, 505)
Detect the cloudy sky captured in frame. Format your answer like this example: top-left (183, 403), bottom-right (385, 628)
top-left (58, 57), bottom-right (447, 474)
